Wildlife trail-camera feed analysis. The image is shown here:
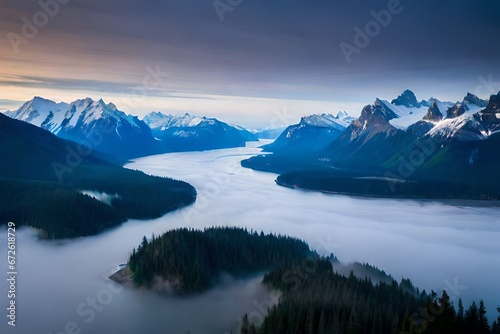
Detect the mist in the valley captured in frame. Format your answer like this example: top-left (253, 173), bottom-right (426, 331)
top-left (332, 262), bottom-right (394, 285)
top-left (80, 191), bottom-right (119, 206)
top-left (0, 227), bottom-right (274, 334)
top-left (1, 142), bottom-right (500, 333)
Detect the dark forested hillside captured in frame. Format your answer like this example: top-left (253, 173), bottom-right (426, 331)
top-left (247, 259), bottom-right (498, 334)
top-left (124, 226), bottom-right (499, 333)
top-left (275, 168), bottom-right (500, 200)
top-left (259, 258), bottom-right (423, 334)
top-left (242, 93), bottom-right (500, 201)
top-left (128, 227), bottom-right (312, 294)
top-left (0, 113), bottom-right (196, 238)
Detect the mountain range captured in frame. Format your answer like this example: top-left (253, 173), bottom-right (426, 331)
top-left (5, 97), bottom-right (158, 162)
top-left (143, 111), bottom-right (257, 152)
top-left (243, 90), bottom-right (500, 200)
top-left (0, 112), bottom-right (196, 238)
top-left (261, 111), bottom-right (355, 155)
top-left (5, 97), bottom-right (257, 161)
top-left (4, 89), bottom-right (500, 218)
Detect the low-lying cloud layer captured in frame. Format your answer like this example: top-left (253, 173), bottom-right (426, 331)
top-left (1, 143), bottom-right (499, 333)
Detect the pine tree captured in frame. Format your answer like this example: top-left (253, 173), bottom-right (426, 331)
top-left (260, 317), bottom-right (270, 334)
top-left (478, 300), bottom-right (490, 334)
top-left (493, 322), bottom-right (500, 334)
top-left (347, 306), bottom-right (361, 334)
top-left (457, 298), bottom-right (464, 321)
top-left (455, 298), bottom-right (466, 334)
top-left (129, 247), bottom-right (137, 271)
top-left (401, 307), bottom-right (411, 333)
top-left (492, 306), bottom-right (500, 334)
top-left (241, 314), bottom-right (250, 334)
top-left (435, 290), bottom-right (456, 333)
top-left (391, 314), bottom-right (400, 334)
top-left (465, 301), bottom-right (479, 333)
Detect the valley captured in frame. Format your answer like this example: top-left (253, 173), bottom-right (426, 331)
top-left (2, 1), bottom-right (499, 332)
top-left (1, 142), bottom-right (499, 333)
top-left (2, 89), bottom-right (500, 332)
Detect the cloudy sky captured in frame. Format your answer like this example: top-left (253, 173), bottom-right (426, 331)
top-left (1, 0), bottom-right (499, 128)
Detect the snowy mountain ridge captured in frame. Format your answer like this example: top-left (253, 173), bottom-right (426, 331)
top-left (5, 96), bottom-right (158, 160)
top-left (6, 96), bottom-right (143, 135)
top-left (142, 111), bottom-right (256, 151)
top-left (373, 90), bottom-right (487, 132)
top-left (5, 97), bottom-right (259, 157)
top-left (301, 111), bottom-right (355, 129)
top-left (427, 92), bottom-right (500, 142)
top-left (5, 96), bottom-right (70, 132)
top-left (143, 112), bottom-right (216, 130)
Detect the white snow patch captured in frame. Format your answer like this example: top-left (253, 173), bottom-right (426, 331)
top-left (173, 130), bottom-right (196, 138)
top-left (379, 100), bottom-right (429, 129)
top-left (427, 114), bottom-right (488, 141)
top-left (380, 99), bottom-right (457, 130)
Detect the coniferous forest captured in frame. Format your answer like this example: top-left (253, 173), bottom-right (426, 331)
top-left (0, 173), bottom-right (196, 239)
top-left (127, 227), bottom-right (500, 334)
top-left (128, 227), bottom-right (312, 294)
top-left (0, 113), bottom-right (197, 238)
top-left (256, 259), bottom-right (499, 334)
top-left (275, 169), bottom-right (500, 201)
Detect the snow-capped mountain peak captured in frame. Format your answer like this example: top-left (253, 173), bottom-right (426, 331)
top-left (299, 113), bottom-right (347, 131)
top-left (143, 111), bottom-right (216, 130)
top-left (374, 92), bottom-right (454, 130)
top-left (169, 113), bottom-right (211, 128)
top-left (142, 111), bottom-right (255, 151)
top-left (142, 111), bottom-right (173, 129)
top-left (336, 110), bottom-right (348, 118)
top-left (5, 96), bottom-right (158, 159)
top-left (262, 112), bottom-right (351, 154)
top-left (334, 111), bottom-right (356, 127)
top-left (106, 102), bottom-right (118, 110)
top-left (390, 89), bottom-right (426, 108)
top-left (463, 92), bottom-right (488, 109)
top-left (7, 96), bottom-right (145, 135)
top-left (6, 96), bottom-right (69, 131)
top-left (67, 98), bottom-right (107, 127)
top-left (481, 92), bottom-right (500, 114)
top-left (374, 98), bottom-right (427, 128)
top-left (426, 93), bottom-right (500, 142)
top-left (55, 97), bottom-right (141, 130)
top-left (298, 112), bottom-right (354, 129)
top-left (422, 101), bottom-right (443, 122)
top-left (427, 114), bottom-right (489, 141)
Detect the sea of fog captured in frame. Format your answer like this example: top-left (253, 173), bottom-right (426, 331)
top-left (1, 141), bottom-right (499, 333)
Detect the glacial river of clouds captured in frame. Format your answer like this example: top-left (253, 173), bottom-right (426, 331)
top-left (1, 141), bottom-right (499, 333)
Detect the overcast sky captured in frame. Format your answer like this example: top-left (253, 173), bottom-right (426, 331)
top-left (1, 0), bottom-right (499, 128)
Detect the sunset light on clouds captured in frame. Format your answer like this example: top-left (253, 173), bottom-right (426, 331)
top-left (1, 0), bottom-right (500, 127)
